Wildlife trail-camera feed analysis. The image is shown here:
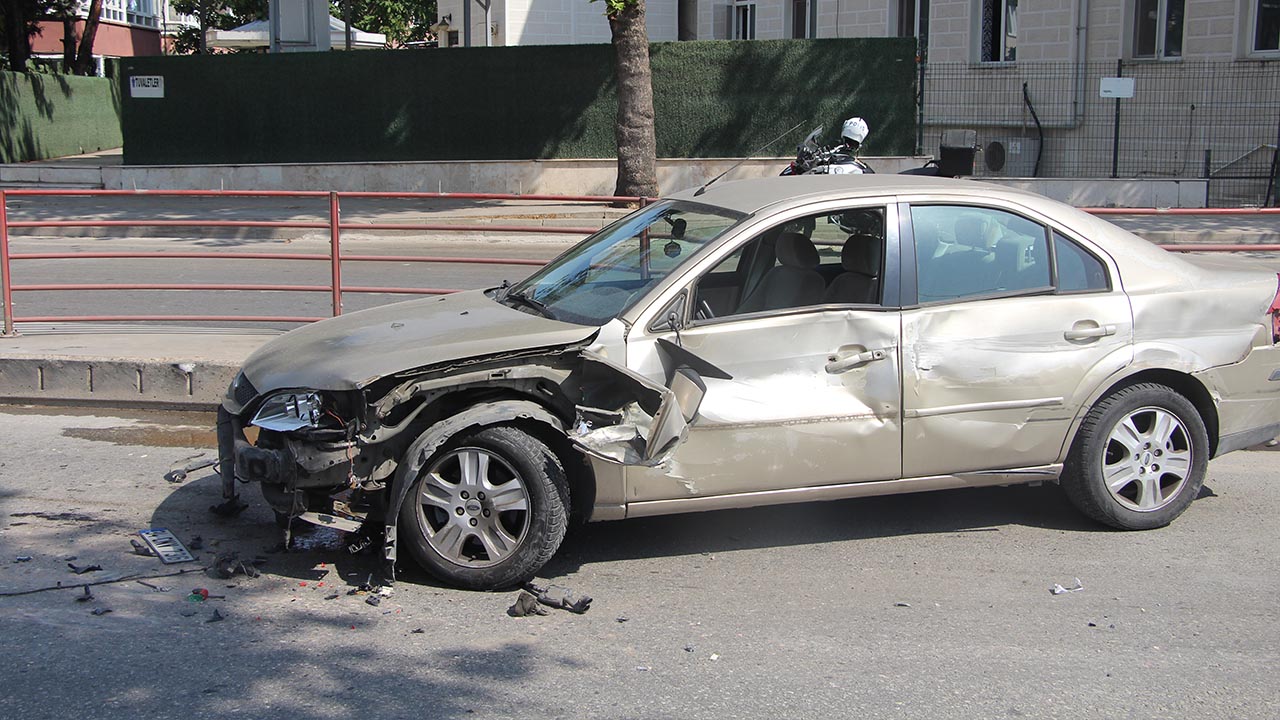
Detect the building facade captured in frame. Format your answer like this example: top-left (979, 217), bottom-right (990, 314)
top-left (433, 0), bottom-right (678, 47)
top-left (29, 0), bottom-right (199, 73)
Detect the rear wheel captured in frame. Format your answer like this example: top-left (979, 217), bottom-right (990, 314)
top-left (399, 426), bottom-right (568, 590)
top-left (1062, 383), bottom-right (1208, 530)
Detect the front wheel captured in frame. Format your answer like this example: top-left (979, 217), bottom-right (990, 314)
top-left (399, 426), bottom-right (569, 590)
top-left (1062, 383), bottom-right (1208, 530)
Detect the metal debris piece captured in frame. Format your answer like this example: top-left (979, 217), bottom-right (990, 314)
top-left (75, 585), bottom-right (94, 603)
top-left (135, 579), bottom-right (169, 593)
top-left (207, 609), bottom-right (226, 623)
top-left (411, 628), bottom-right (425, 634)
top-left (67, 562), bottom-right (102, 575)
top-left (1050, 578), bottom-right (1085, 595)
top-left (165, 457), bottom-right (218, 484)
top-left (90, 607), bottom-right (112, 616)
top-left (137, 529), bottom-right (195, 564)
top-left (14, 556), bottom-right (32, 563)
top-left (616, 616), bottom-right (630, 624)
top-left (365, 596), bottom-right (381, 607)
top-left (894, 602), bottom-right (912, 607)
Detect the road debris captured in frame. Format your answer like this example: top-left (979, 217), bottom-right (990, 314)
top-left (365, 596), bottom-right (382, 607)
top-left (210, 553), bottom-right (262, 579)
top-left (135, 579), bottom-right (169, 593)
top-left (75, 585), bottom-right (94, 603)
top-left (507, 591), bottom-right (549, 617)
top-left (90, 607), bottom-right (112, 616)
top-left (1050, 578), bottom-right (1085, 595)
top-left (165, 457), bottom-right (218, 484)
top-left (525, 582), bottom-right (592, 614)
top-left (209, 499), bottom-right (248, 518)
top-left (130, 539), bottom-right (156, 557)
top-left (13, 556), bottom-right (32, 563)
top-left (12, 511), bottom-right (96, 522)
top-left (207, 609), bottom-right (226, 623)
top-left (136, 529), bottom-right (195, 564)
top-left (68, 562), bottom-right (102, 575)
top-left (894, 602), bottom-right (912, 607)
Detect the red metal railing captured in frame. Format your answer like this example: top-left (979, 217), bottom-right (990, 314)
top-left (0, 189), bottom-right (1276, 337)
top-left (0, 189), bottom-right (643, 336)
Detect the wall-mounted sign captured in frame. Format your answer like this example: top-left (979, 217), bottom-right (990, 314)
top-left (1099, 77), bottom-right (1135, 99)
top-left (129, 76), bottom-right (164, 98)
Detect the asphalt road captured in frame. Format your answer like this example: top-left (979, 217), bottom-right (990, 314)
top-left (0, 405), bottom-right (1277, 719)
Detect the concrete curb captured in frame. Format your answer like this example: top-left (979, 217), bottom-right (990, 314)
top-left (0, 332), bottom-right (274, 409)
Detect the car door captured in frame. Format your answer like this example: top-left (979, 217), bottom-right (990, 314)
top-left (900, 201), bottom-right (1133, 478)
top-left (621, 202), bottom-right (905, 503)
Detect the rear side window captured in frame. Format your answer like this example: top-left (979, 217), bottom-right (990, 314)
top-left (912, 205), bottom-right (1051, 303)
top-left (1054, 232), bottom-right (1109, 292)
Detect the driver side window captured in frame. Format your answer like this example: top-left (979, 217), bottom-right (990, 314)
top-left (693, 207), bottom-right (887, 320)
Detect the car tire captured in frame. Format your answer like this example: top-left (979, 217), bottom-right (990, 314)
top-left (399, 425), bottom-right (569, 590)
top-left (1062, 383), bottom-right (1208, 530)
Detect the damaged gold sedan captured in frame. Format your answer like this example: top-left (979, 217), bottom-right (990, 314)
top-left (217, 175), bottom-right (1280, 590)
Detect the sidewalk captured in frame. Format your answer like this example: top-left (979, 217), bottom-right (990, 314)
top-left (0, 326), bottom-right (276, 409)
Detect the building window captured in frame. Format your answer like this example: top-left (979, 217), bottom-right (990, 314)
top-left (791, 0), bottom-right (812, 38)
top-left (898, 0), bottom-right (918, 38)
top-left (979, 0), bottom-right (1017, 62)
top-left (733, 1), bottom-right (756, 40)
top-left (447, 30), bottom-right (459, 46)
top-left (1132, 0), bottom-right (1183, 58)
top-left (1257, 0), bottom-right (1280, 52)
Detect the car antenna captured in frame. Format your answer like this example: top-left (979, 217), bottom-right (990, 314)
top-left (694, 121), bottom-right (806, 197)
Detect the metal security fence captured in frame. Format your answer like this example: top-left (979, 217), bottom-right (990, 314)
top-left (920, 61), bottom-right (1280, 207)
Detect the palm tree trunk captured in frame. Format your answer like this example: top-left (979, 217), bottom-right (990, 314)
top-left (607, 0), bottom-right (658, 198)
top-left (72, 0), bottom-right (103, 75)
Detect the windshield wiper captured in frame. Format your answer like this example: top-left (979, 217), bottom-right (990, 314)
top-left (504, 289), bottom-right (553, 319)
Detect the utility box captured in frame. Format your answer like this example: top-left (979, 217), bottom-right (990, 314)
top-left (938, 130), bottom-right (978, 177)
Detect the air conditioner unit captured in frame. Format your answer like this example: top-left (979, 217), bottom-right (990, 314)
top-left (980, 136), bottom-right (1041, 178)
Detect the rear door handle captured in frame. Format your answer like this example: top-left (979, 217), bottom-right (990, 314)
top-left (825, 348), bottom-right (890, 374)
top-left (1064, 322), bottom-right (1116, 341)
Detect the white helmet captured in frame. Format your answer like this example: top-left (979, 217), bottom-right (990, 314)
top-left (841, 117), bottom-right (869, 147)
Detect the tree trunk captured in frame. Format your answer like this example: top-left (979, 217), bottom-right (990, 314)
top-left (72, 0), bottom-right (102, 75)
top-left (607, 1), bottom-right (658, 199)
top-left (61, 16), bottom-right (75, 71)
top-left (1, 0), bottom-right (33, 71)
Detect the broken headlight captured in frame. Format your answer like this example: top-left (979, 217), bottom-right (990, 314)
top-left (251, 391), bottom-right (323, 432)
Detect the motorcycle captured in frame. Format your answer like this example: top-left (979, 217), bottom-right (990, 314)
top-left (780, 125), bottom-right (875, 176)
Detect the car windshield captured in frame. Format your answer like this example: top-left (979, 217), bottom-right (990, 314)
top-left (502, 200), bottom-right (744, 326)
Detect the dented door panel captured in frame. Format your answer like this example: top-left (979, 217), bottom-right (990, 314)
top-left (625, 309), bottom-right (903, 501)
top-left (902, 293), bottom-right (1133, 476)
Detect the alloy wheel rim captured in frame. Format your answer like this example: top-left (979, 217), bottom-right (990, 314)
top-left (1101, 406), bottom-right (1192, 513)
top-left (416, 447), bottom-right (530, 568)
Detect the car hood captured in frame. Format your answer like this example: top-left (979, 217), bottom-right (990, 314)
top-left (239, 290), bottom-right (598, 393)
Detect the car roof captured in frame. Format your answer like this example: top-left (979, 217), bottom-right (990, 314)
top-left (666, 174), bottom-right (1047, 215)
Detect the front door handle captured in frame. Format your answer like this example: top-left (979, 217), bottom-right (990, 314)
top-left (825, 348), bottom-right (890, 374)
top-left (1064, 322), bottom-right (1117, 341)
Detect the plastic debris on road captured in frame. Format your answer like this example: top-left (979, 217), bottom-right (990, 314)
top-left (1050, 578), bottom-right (1085, 595)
